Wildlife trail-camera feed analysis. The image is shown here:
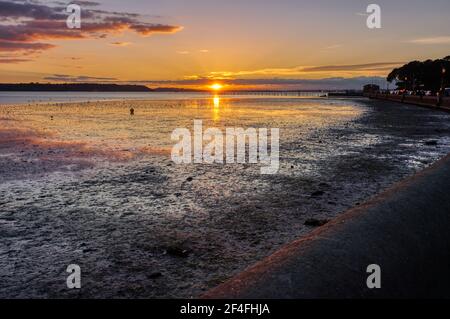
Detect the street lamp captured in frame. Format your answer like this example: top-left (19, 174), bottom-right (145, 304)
top-left (441, 67), bottom-right (447, 93)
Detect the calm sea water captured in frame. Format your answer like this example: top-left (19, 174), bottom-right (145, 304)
top-left (0, 91), bottom-right (214, 105)
top-left (0, 91), bottom-right (320, 105)
top-left (0, 95), bottom-right (363, 162)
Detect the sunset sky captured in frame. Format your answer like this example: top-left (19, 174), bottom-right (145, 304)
top-left (1, 0), bottom-right (450, 90)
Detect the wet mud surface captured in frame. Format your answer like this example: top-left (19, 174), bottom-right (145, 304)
top-left (1, 98), bottom-right (449, 298)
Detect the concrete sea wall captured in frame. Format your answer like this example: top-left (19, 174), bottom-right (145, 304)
top-left (366, 93), bottom-right (450, 111)
top-left (203, 155), bottom-right (450, 298)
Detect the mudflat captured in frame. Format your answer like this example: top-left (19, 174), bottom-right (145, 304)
top-left (0, 97), bottom-right (449, 298)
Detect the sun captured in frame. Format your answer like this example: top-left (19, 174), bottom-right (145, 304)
top-left (209, 83), bottom-right (223, 91)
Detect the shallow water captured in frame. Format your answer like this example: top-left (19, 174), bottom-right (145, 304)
top-left (1, 96), bottom-right (449, 298)
top-left (0, 97), bottom-right (365, 179)
top-left (0, 91), bottom-right (213, 105)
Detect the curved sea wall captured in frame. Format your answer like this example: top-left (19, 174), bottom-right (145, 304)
top-left (203, 154), bottom-right (450, 299)
top-left (366, 93), bottom-right (450, 110)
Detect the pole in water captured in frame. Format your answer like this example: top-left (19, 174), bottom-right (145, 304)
top-left (130, 107), bottom-right (134, 116)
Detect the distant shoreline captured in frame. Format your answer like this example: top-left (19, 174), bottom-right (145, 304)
top-left (0, 83), bottom-right (365, 95)
top-left (0, 83), bottom-right (151, 92)
top-left (0, 83), bottom-right (206, 93)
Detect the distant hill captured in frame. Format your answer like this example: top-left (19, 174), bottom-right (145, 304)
top-left (152, 87), bottom-right (205, 92)
top-left (0, 83), bottom-right (153, 92)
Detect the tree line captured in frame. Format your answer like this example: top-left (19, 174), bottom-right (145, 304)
top-left (0, 83), bottom-right (152, 92)
top-left (387, 56), bottom-right (450, 92)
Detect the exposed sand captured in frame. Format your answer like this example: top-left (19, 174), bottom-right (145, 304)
top-left (0, 97), bottom-right (449, 298)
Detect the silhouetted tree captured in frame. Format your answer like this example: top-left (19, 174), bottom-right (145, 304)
top-left (387, 56), bottom-right (450, 92)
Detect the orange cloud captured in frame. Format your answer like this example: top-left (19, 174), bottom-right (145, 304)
top-left (189, 62), bottom-right (405, 80)
top-left (0, 0), bottom-right (183, 63)
top-left (0, 40), bottom-right (55, 52)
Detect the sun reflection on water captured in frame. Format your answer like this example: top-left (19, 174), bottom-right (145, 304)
top-left (212, 95), bottom-right (220, 121)
top-left (0, 98), bottom-right (365, 158)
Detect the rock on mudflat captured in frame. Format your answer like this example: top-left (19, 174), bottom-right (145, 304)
top-left (425, 140), bottom-right (438, 146)
top-left (148, 272), bottom-right (163, 279)
top-left (304, 218), bottom-right (330, 227)
top-left (311, 190), bottom-right (325, 197)
top-left (166, 246), bottom-right (191, 258)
